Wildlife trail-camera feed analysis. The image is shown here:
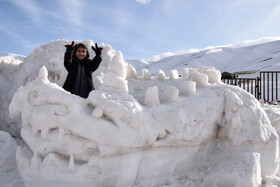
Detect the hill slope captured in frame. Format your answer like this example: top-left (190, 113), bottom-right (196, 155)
top-left (127, 38), bottom-right (280, 76)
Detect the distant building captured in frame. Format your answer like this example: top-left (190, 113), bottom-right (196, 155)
top-left (221, 72), bottom-right (237, 79)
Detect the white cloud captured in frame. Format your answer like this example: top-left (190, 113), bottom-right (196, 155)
top-left (231, 3), bottom-right (280, 40)
top-left (265, 5), bottom-right (280, 26)
top-left (136, 0), bottom-right (151, 5)
top-left (58, 0), bottom-right (84, 26)
top-left (252, 4), bottom-right (280, 36)
top-left (9, 0), bottom-right (85, 26)
top-left (9, 0), bottom-right (41, 22)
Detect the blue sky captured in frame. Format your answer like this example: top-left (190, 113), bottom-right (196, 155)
top-left (1, 0), bottom-right (280, 59)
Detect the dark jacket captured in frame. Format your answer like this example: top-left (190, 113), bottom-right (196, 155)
top-left (63, 47), bottom-right (102, 98)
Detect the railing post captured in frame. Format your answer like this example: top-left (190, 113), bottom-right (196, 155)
top-left (263, 72), bottom-right (265, 101)
top-left (259, 73), bottom-right (262, 100)
top-left (256, 77), bottom-right (260, 100)
top-left (272, 72), bottom-right (274, 101)
top-left (277, 73), bottom-right (278, 100)
top-left (251, 80), bottom-right (253, 96)
top-left (267, 72), bottom-right (269, 101)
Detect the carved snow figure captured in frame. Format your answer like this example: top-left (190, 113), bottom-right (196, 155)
top-left (8, 40), bottom-right (279, 187)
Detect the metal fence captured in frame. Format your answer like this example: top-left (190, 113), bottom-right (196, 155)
top-left (222, 78), bottom-right (258, 98)
top-left (222, 71), bottom-right (280, 102)
top-left (258, 71), bottom-right (280, 101)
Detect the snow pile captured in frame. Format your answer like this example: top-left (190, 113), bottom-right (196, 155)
top-left (0, 53), bottom-right (24, 137)
top-left (0, 131), bottom-right (17, 174)
top-left (8, 40), bottom-right (279, 186)
top-left (0, 130), bottom-right (22, 186)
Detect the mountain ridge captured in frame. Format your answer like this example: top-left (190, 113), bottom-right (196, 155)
top-left (127, 38), bottom-right (280, 76)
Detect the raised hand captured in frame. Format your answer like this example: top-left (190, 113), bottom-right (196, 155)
top-left (65, 41), bottom-right (75, 51)
top-left (91, 43), bottom-right (103, 56)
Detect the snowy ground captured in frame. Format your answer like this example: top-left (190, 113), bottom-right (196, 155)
top-left (1, 39), bottom-right (280, 186)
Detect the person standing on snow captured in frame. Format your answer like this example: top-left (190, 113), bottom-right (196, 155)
top-left (63, 41), bottom-right (103, 98)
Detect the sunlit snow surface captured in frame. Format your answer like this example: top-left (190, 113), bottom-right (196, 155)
top-left (1, 39), bottom-right (280, 186)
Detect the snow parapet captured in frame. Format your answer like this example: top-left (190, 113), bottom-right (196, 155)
top-left (8, 40), bottom-right (279, 187)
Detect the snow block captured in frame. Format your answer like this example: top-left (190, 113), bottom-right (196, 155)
top-left (181, 68), bottom-right (190, 79)
top-left (142, 69), bottom-right (151, 80)
top-left (179, 81), bottom-right (196, 95)
top-left (145, 86), bottom-right (160, 107)
top-left (126, 64), bottom-right (138, 79)
top-left (191, 72), bottom-right (208, 86)
top-left (169, 69), bottom-right (179, 80)
top-left (161, 86), bottom-right (179, 103)
top-left (157, 69), bottom-right (166, 80)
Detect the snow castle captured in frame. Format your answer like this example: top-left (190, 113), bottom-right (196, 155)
top-left (9, 40), bottom-right (279, 187)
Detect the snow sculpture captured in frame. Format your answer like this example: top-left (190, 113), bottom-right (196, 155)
top-left (102, 71), bottom-right (128, 92)
top-left (0, 131), bottom-right (17, 173)
top-left (157, 69), bottom-right (166, 80)
top-left (142, 68), bottom-right (151, 80)
top-left (108, 51), bottom-right (126, 78)
top-left (100, 44), bottom-right (115, 67)
top-left (169, 69), bottom-right (179, 80)
top-left (161, 86), bottom-right (179, 103)
top-left (92, 107), bottom-right (103, 118)
top-left (9, 40), bottom-right (279, 187)
top-left (13, 40), bottom-right (69, 88)
top-left (191, 72), bottom-right (209, 86)
top-left (181, 68), bottom-right (189, 79)
top-left (188, 68), bottom-right (198, 78)
top-left (0, 130), bottom-right (21, 186)
top-left (205, 69), bottom-right (221, 83)
top-left (145, 86), bottom-right (160, 106)
top-left (96, 49), bottom-right (128, 92)
top-left (179, 81), bottom-right (196, 95)
top-left (126, 64), bottom-right (137, 79)
top-left (198, 66), bottom-right (221, 83)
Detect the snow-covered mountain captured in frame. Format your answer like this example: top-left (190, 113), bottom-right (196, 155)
top-left (127, 37), bottom-right (280, 76)
top-left (2, 38), bottom-right (280, 187)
